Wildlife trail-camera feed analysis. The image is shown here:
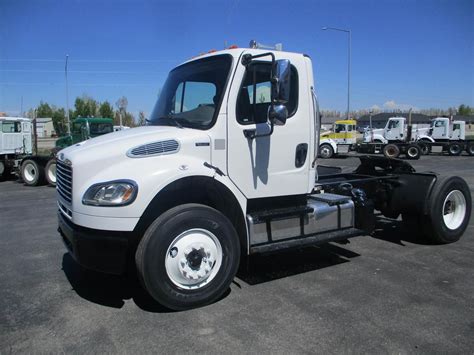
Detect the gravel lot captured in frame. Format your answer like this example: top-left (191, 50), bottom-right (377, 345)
top-left (1, 154), bottom-right (473, 353)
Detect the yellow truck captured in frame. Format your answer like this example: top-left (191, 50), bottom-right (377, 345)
top-left (319, 119), bottom-right (357, 158)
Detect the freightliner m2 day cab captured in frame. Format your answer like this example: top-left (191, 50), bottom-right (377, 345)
top-left (57, 43), bottom-right (472, 310)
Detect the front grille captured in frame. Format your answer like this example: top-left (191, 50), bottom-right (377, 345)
top-left (56, 161), bottom-right (73, 203)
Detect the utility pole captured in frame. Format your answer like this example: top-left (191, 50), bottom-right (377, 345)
top-left (322, 27), bottom-right (352, 120)
top-left (65, 55), bottom-right (71, 135)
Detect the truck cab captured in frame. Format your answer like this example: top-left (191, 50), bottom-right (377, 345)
top-left (0, 117), bottom-right (33, 176)
top-left (55, 117), bottom-right (114, 149)
top-left (428, 117), bottom-right (465, 141)
top-left (363, 117), bottom-right (406, 143)
top-left (56, 44), bottom-right (471, 310)
top-left (319, 119), bottom-right (356, 158)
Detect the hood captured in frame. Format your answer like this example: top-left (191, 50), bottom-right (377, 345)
top-left (59, 126), bottom-right (210, 166)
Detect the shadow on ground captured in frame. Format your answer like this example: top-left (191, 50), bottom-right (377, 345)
top-left (62, 216), bottom-right (429, 312)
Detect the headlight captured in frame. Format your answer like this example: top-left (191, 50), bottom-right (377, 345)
top-left (82, 180), bottom-right (138, 206)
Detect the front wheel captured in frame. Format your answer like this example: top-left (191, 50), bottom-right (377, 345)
top-left (319, 144), bottom-right (334, 159)
top-left (136, 204), bottom-right (240, 310)
top-left (45, 159), bottom-right (57, 186)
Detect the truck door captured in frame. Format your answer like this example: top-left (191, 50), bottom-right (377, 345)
top-left (385, 119), bottom-right (404, 141)
top-left (432, 119), bottom-right (447, 139)
top-left (226, 53), bottom-right (311, 199)
top-left (451, 123), bottom-right (460, 140)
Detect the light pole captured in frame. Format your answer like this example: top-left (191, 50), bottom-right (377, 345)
top-left (65, 54), bottom-right (71, 135)
top-left (322, 26), bottom-right (351, 120)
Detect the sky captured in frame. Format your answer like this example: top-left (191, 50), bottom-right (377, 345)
top-left (1, 0), bottom-right (473, 117)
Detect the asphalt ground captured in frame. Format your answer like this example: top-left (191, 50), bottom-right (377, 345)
top-left (1, 154), bottom-right (473, 353)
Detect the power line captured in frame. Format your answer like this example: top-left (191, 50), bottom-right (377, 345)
top-left (0, 69), bottom-right (169, 74)
top-left (0, 58), bottom-right (180, 63)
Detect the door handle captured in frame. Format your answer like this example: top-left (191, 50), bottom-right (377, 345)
top-left (295, 143), bottom-right (308, 168)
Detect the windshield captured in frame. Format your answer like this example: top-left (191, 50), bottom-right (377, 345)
top-left (148, 54), bottom-right (233, 129)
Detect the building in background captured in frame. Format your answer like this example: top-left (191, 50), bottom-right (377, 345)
top-left (35, 118), bottom-right (55, 138)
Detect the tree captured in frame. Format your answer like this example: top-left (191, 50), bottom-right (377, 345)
top-left (458, 104), bottom-right (472, 116)
top-left (74, 95), bottom-right (98, 118)
top-left (99, 101), bottom-right (114, 118)
top-left (36, 101), bottom-right (53, 118)
top-left (138, 111), bottom-right (146, 126)
top-left (51, 108), bottom-right (67, 136)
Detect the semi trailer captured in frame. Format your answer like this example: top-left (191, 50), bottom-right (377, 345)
top-left (56, 43), bottom-right (472, 310)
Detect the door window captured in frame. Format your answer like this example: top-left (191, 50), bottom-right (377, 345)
top-left (236, 62), bottom-right (298, 124)
top-left (388, 120), bottom-right (400, 129)
top-left (2, 121), bottom-right (22, 133)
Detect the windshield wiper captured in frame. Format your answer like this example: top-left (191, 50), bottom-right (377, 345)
top-left (156, 116), bottom-right (184, 129)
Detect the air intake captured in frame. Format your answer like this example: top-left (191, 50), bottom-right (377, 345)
top-left (127, 139), bottom-right (180, 158)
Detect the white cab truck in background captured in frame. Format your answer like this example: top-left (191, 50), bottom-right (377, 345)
top-left (363, 116), bottom-right (473, 156)
top-left (56, 43), bottom-right (472, 310)
top-left (0, 117), bottom-right (33, 177)
top-left (416, 117), bottom-right (473, 156)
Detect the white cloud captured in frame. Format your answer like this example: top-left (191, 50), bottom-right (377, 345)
top-left (382, 100), bottom-right (418, 111)
top-left (370, 104), bottom-right (381, 111)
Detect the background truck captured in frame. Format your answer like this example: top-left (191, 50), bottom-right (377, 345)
top-left (358, 116), bottom-right (422, 159)
top-left (319, 119), bottom-right (356, 158)
top-left (56, 43), bottom-right (471, 311)
top-left (416, 117), bottom-right (474, 156)
top-left (0, 116), bottom-right (113, 186)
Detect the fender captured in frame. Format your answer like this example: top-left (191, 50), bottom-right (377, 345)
top-left (371, 134), bottom-right (387, 144)
top-left (417, 135), bottom-right (435, 143)
top-left (319, 138), bottom-right (337, 152)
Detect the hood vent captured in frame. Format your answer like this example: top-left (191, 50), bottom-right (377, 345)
top-left (127, 139), bottom-right (180, 158)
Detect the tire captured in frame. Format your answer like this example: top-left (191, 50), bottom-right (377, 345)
top-left (405, 144), bottom-right (421, 160)
top-left (136, 204), bottom-right (240, 310)
top-left (418, 142), bottom-right (431, 155)
top-left (422, 176), bottom-right (471, 244)
top-left (0, 161), bottom-right (5, 176)
top-left (20, 159), bottom-right (46, 186)
top-left (383, 144), bottom-right (400, 158)
top-left (319, 144), bottom-right (334, 159)
top-left (466, 142), bottom-right (474, 156)
top-left (448, 142), bottom-right (462, 156)
top-left (45, 159), bottom-right (57, 186)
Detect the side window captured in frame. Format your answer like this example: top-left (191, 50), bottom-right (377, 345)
top-left (453, 123), bottom-right (460, 130)
top-left (335, 124), bottom-right (344, 133)
top-left (348, 125), bottom-right (353, 132)
top-left (388, 120), bottom-right (399, 129)
top-left (2, 121), bottom-right (22, 133)
top-left (236, 62), bottom-right (298, 124)
top-left (173, 81), bottom-right (216, 114)
top-left (435, 120), bottom-right (446, 127)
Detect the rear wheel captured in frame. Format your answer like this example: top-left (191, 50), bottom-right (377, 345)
top-left (418, 142), bottom-right (431, 155)
top-left (405, 144), bottom-right (421, 160)
top-left (20, 159), bottom-right (46, 186)
top-left (405, 176), bottom-right (471, 244)
top-left (448, 142), bottom-right (462, 156)
top-left (466, 142), bottom-right (474, 156)
top-left (383, 144), bottom-right (400, 158)
top-left (45, 159), bottom-right (57, 186)
top-left (136, 204), bottom-right (240, 310)
top-left (319, 144), bottom-right (334, 159)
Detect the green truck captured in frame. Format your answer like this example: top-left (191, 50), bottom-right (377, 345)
top-left (19, 117), bottom-right (114, 186)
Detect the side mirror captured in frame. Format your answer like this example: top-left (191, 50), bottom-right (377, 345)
top-left (268, 104), bottom-right (288, 126)
top-left (272, 59), bottom-right (291, 104)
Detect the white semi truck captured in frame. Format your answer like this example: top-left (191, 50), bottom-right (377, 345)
top-left (416, 117), bottom-right (474, 156)
top-left (363, 116), bottom-right (474, 156)
top-left (56, 44), bottom-right (472, 310)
